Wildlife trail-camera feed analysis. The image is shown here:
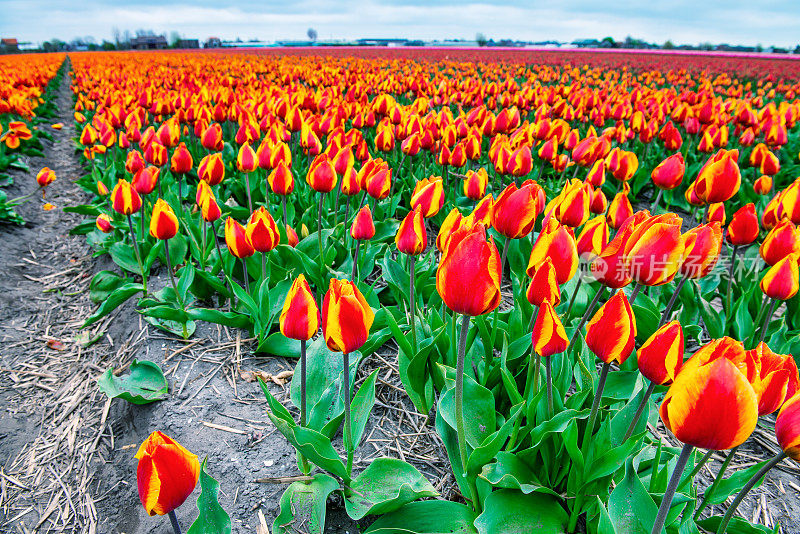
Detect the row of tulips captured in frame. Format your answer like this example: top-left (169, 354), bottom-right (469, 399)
top-left (65, 50), bottom-right (800, 534)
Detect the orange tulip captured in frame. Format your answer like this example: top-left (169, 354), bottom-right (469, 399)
top-left (637, 321), bottom-right (683, 385)
top-left (132, 166), bottom-right (159, 195)
top-left (436, 221), bottom-right (502, 316)
top-left (201, 123), bottom-right (223, 151)
top-left (306, 154), bottom-right (338, 193)
top-left (470, 194), bottom-right (494, 226)
top-left (198, 153), bottom-right (225, 186)
top-left (96, 214), bottom-right (113, 233)
top-left (754, 175), bottom-right (773, 195)
top-left (170, 142), bottom-right (193, 174)
top-left (660, 352), bottom-right (757, 450)
top-left (526, 257), bottom-right (561, 307)
top-left (268, 161), bottom-right (294, 196)
top-left (36, 167), bottom-right (56, 188)
top-left (135, 431), bottom-right (199, 516)
top-left (224, 217), bottom-right (254, 259)
top-left (727, 203), bottom-right (759, 245)
top-left (606, 188), bottom-right (634, 230)
top-left (776, 392), bottom-right (800, 461)
top-left (111, 179), bottom-right (142, 215)
top-left (527, 218), bottom-right (579, 284)
top-left (246, 207), bottom-right (280, 253)
top-left (463, 168), bottom-right (488, 200)
top-left (322, 278), bottom-right (375, 353)
top-left (492, 182), bottom-right (540, 239)
top-left (695, 149), bottom-right (741, 204)
top-left (410, 176), bottom-right (444, 218)
top-left (532, 300), bottom-right (568, 357)
top-left (396, 206), bottom-right (427, 256)
top-left (760, 252), bottom-right (800, 301)
top-left (585, 289), bottom-right (636, 365)
top-left (280, 274), bottom-right (320, 341)
top-left (125, 150), bottom-right (145, 174)
top-left (351, 206), bottom-right (375, 241)
top-left (679, 222), bottom-right (722, 279)
top-left (760, 220), bottom-right (800, 266)
top-left (149, 199), bottom-right (179, 240)
top-left (365, 166), bottom-right (392, 200)
top-left (651, 153), bottom-right (684, 190)
top-left (623, 213), bottom-right (686, 286)
top-left (746, 342), bottom-right (800, 416)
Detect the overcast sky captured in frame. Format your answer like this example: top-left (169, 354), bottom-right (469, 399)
top-left (1, 0), bottom-right (799, 47)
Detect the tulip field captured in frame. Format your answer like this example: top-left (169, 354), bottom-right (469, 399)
top-left (2, 47), bottom-right (800, 534)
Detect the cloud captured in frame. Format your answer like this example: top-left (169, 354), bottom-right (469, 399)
top-left (0, 0), bottom-right (797, 47)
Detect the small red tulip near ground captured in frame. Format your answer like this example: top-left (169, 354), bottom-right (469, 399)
top-left (135, 431), bottom-right (199, 516)
top-left (776, 392), bottom-right (800, 461)
top-left (96, 214), bottom-right (113, 233)
top-left (351, 206), bottom-right (376, 241)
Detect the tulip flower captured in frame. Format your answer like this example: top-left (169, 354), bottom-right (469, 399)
top-left (760, 220), bottom-right (800, 266)
top-left (410, 176), bottom-right (444, 218)
top-left (653, 354), bottom-right (758, 534)
top-left (236, 143), bottom-right (258, 212)
top-left (553, 180), bottom-right (591, 228)
top-left (754, 175), bottom-right (773, 195)
top-left (436, 208), bottom-right (462, 253)
top-left (527, 218), bottom-right (578, 285)
top-left (526, 257), bottom-right (561, 309)
top-left (306, 154), bottom-right (338, 273)
top-left (135, 431), bottom-right (199, 525)
top-left (606, 187), bottom-right (634, 230)
top-left (492, 182), bottom-right (540, 240)
top-left (582, 290), bottom-right (636, 453)
top-left (746, 342), bottom-right (800, 416)
top-left (679, 222), bottom-right (722, 280)
top-left (36, 167), bottom-right (56, 197)
top-left (471, 194), bottom-right (494, 226)
top-left (322, 278), bottom-right (374, 472)
top-left (247, 207), bottom-right (280, 280)
top-left (575, 215), bottom-right (609, 259)
top-left (150, 199), bottom-right (188, 336)
top-left (624, 321), bottom-right (684, 440)
top-left (201, 123), bottom-right (223, 151)
top-left (695, 149), bottom-right (741, 204)
top-left (96, 214), bottom-right (113, 233)
top-left (463, 168), bottom-right (488, 200)
top-left (757, 252), bottom-right (800, 345)
top-left (112, 179), bottom-right (146, 293)
top-left (650, 153), bottom-right (685, 212)
top-left (530, 299), bottom-right (568, 415)
top-left (225, 217), bottom-right (254, 293)
top-left (727, 203), bottom-right (759, 246)
top-left (198, 153), bottom-right (225, 186)
top-left (350, 205), bottom-right (375, 280)
top-left (396, 205), bottom-right (427, 256)
top-left (280, 274), bottom-right (320, 432)
top-left (623, 213), bottom-right (686, 290)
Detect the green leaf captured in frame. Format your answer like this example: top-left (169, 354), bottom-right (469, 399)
top-left (479, 452), bottom-right (559, 497)
top-left (350, 369), bottom-right (379, 448)
top-left (83, 282), bottom-right (143, 327)
top-left (467, 403), bottom-right (525, 477)
top-left (177, 264), bottom-right (196, 303)
top-left (607, 457), bottom-right (657, 534)
top-left (344, 458), bottom-right (438, 520)
top-left (109, 241), bottom-right (142, 274)
top-left (438, 373), bottom-right (496, 448)
top-left (186, 458), bottom-right (232, 534)
top-left (363, 500), bottom-right (478, 534)
top-left (699, 295), bottom-right (725, 339)
top-left (474, 489), bottom-right (568, 534)
top-left (186, 307), bottom-right (251, 330)
top-left (96, 359), bottom-right (167, 404)
top-left (701, 458), bottom-right (770, 506)
top-left (292, 426), bottom-right (348, 480)
top-left (696, 516), bottom-right (776, 534)
top-left (89, 270), bottom-right (128, 303)
top-left (272, 473), bottom-right (339, 534)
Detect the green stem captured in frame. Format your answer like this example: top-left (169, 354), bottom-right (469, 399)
top-left (545, 355), bottom-right (554, 418)
top-left (164, 239), bottom-right (188, 339)
top-left (351, 240), bottom-right (361, 281)
top-left (581, 362), bottom-right (610, 452)
top-left (650, 188), bottom-right (663, 213)
top-left (716, 453), bottom-right (786, 533)
top-left (455, 315), bottom-right (480, 512)
top-left (168, 510), bottom-right (182, 534)
top-left (409, 256), bottom-right (417, 355)
top-left (127, 214), bottom-right (147, 294)
top-left (623, 381), bottom-right (656, 441)
top-left (244, 172), bottom-right (253, 213)
top-left (343, 351), bottom-right (353, 476)
top-left (629, 282), bottom-right (642, 303)
top-left (695, 445), bottom-right (739, 519)
top-left (564, 277), bottom-right (583, 319)
top-left (651, 443), bottom-right (694, 534)
top-left (241, 257), bottom-right (250, 294)
top-left (298, 338), bottom-right (311, 475)
top-left (725, 245), bottom-right (738, 313)
top-left (678, 449), bottom-right (714, 491)
top-left (757, 298), bottom-right (777, 347)
top-left (261, 251), bottom-right (267, 281)
top-left (318, 192), bottom-right (326, 276)
top-left (566, 285), bottom-right (606, 354)
top-left (660, 277), bottom-right (686, 327)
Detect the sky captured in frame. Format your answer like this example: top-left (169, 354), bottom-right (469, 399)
top-left (1, 0), bottom-right (799, 48)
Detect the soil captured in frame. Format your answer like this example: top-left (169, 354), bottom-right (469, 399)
top-left (0, 56), bottom-right (797, 534)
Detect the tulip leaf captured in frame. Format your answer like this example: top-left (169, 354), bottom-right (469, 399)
top-left (700, 458), bottom-right (770, 506)
top-left (109, 241), bottom-right (142, 274)
top-left (83, 282), bottom-right (143, 327)
top-left (438, 373), bottom-right (496, 448)
top-left (467, 402), bottom-right (524, 476)
top-left (349, 368), bottom-right (379, 448)
top-left (97, 359), bottom-right (168, 404)
top-left (698, 295), bottom-right (725, 339)
top-left (473, 489), bottom-right (568, 534)
top-left (479, 452), bottom-right (559, 497)
top-left (273, 473), bottom-right (339, 534)
top-left (696, 516), bottom-right (776, 534)
top-left (186, 458), bottom-right (232, 534)
top-left (187, 307), bottom-right (251, 330)
top-left (89, 270), bottom-right (128, 303)
top-left (343, 458), bottom-right (438, 520)
top-left (363, 500), bottom-right (478, 534)
top-left (607, 457), bottom-right (656, 534)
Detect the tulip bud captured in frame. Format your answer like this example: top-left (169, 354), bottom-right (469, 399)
top-left (527, 218), bottom-right (578, 284)
top-left (760, 220), bottom-right (800, 266)
top-left (463, 168), bottom-right (488, 200)
top-left (198, 153), bottom-right (225, 186)
top-left (436, 208), bottom-right (462, 253)
top-left (526, 258), bottom-right (561, 307)
top-left (236, 143), bottom-right (258, 173)
top-left (351, 206), bottom-right (376, 241)
top-left (111, 179), bottom-right (142, 215)
top-left (396, 206), bottom-right (427, 256)
top-left (201, 123), bottom-right (223, 151)
top-left (170, 142), bottom-right (193, 174)
top-left (695, 149), bottom-right (741, 203)
top-left (286, 225), bottom-right (299, 247)
top-left (306, 154), bottom-right (338, 193)
top-left (132, 166), bottom-right (160, 195)
top-left (746, 342), bottom-right (800, 416)
top-left (659, 354), bottom-right (757, 450)
top-left (623, 213), bottom-right (686, 286)
top-left (651, 153), bottom-right (684, 190)
top-left (606, 188), bottom-right (634, 230)
top-left (224, 217), bottom-right (254, 258)
top-left (776, 392), bottom-right (800, 460)
top-left (637, 321), bottom-right (683, 385)
top-left (493, 182), bottom-right (540, 239)
top-left (126, 150), bottom-right (145, 174)
top-left (411, 176), bottom-right (444, 218)
top-left (149, 199), bottom-right (179, 240)
top-left (754, 175), bottom-right (773, 195)
top-left (727, 204), bottom-right (759, 245)
top-left (585, 289), bottom-right (636, 364)
top-left (322, 278), bottom-right (375, 353)
top-left (532, 300), bottom-right (568, 357)
top-left (707, 202), bottom-right (725, 225)
top-left (760, 252), bottom-right (800, 301)
top-left (135, 431), bottom-right (199, 516)
top-left (96, 214), bottom-right (113, 233)
top-left (679, 222), bottom-right (722, 279)
top-left (36, 167), bottom-right (56, 188)
top-left (246, 207), bottom-right (280, 253)
top-left (436, 221), bottom-right (502, 316)
top-left (576, 215), bottom-right (609, 258)
top-left (365, 167), bottom-right (391, 200)
top-left (280, 274), bottom-right (320, 341)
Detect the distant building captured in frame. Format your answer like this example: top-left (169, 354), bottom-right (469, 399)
top-left (176, 39), bottom-right (200, 49)
top-left (356, 38), bottom-right (408, 47)
top-left (130, 35), bottom-right (167, 50)
top-left (1, 38), bottom-right (19, 53)
top-left (204, 37), bottom-right (222, 49)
